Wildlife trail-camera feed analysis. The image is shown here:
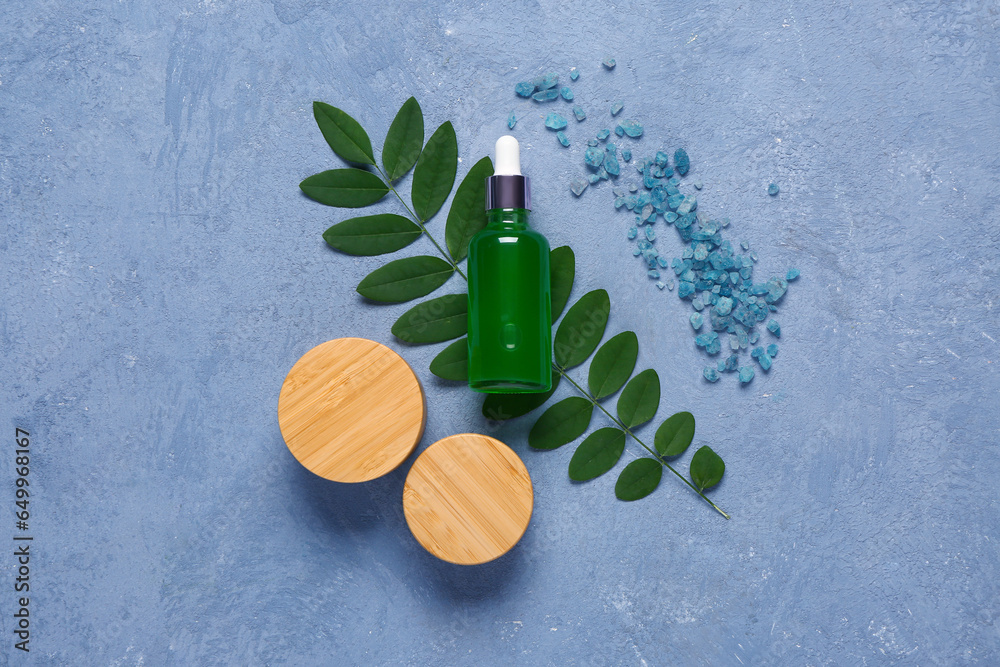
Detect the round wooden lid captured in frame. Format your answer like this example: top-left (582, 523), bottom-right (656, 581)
top-left (403, 433), bottom-right (533, 565)
top-left (278, 338), bottom-right (425, 483)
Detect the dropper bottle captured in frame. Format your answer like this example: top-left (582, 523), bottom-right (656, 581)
top-left (467, 136), bottom-right (552, 393)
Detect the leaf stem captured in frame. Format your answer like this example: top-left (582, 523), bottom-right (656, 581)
top-left (374, 166), bottom-right (467, 280)
top-left (554, 366), bottom-right (730, 520)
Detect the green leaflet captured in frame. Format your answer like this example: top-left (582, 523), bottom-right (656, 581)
top-left (382, 97), bottom-right (424, 182)
top-left (391, 293), bottom-right (467, 343)
top-left (553, 289), bottom-right (610, 369)
top-left (549, 246), bottom-right (575, 321)
top-left (568, 427), bottom-right (626, 481)
top-left (300, 169), bottom-right (388, 208)
top-left (616, 369), bottom-right (660, 429)
top-left (528, 397), bottom-right (594, 450)
top-left (445, 156), bottom-right (494, 261)
top-left (588, 331), bottom-right (639, 399)
top-left (690, 445), bottom-right (725, 491)
top-left (322, 214), bottom-right (421, 256)
top-left (429, 338), bottom-right (468, 381)
top-left (655, 411), bottom-right (696, 458)
top-left (356, 255), bottom-right (454, 303)
top-left (481, 369), bottom-right (560, 421)
top-left (615, 458), bottom-right (663, 501)
top-left (313, 102), bottom-right (375, 165)
top-left (411, 121), bottom-right (458, 222)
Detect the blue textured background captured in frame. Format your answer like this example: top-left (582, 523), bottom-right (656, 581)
top-left (2, 1), bottom-right (999, 664)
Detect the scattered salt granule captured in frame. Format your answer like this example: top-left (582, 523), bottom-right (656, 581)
top-left (622, 149), bottom-right (632, 162)
top-left (786, 268), bottom-right (800, 281)
top-left (532, 89), bottom-right (559, 102)
top-left (533, 72), bottom-right (559, 90)
top-left (703, 367), bottom-right (720, 382)
top-left (597, 128), bottom-right (610, 141)
top-left (544, 112), bottom-right (568, 130)
top-left (560, 86), bottom-right (574, 101)
top-left (556, 131), bottom-right (570, 147)
top-left (768, 183), bottom-right (780, 196)
top-left (507, 111), bottom-right (516, 129)
top-left (738, 366), bottom-right (755, 384)
top-left (570, 176), bottom-right (589, 196)
top-left (515, 81), bottom-right (534, 97)
top-left (570, 67), bottom-right (580, 81)
top-left (603, 148), bottom-right (620, 176)
top-left (620, 119), bottom-right (643, 138)
top-left (767, 319), bottom-right (781, 337)
top-left (673, 148), bottom-right (690, 176)
top-left (611, 100), bottom-right (624, 116)
top-left (655, 281), bottom-right (666, 290)
top-left (690, 313), bottom-right (703, 330)
top-left (603, 58), bottom-right (616, 69)
top-left (573, 105), bottom-right (586, 121)
top-left (584, 147), bottom-right (603, 169)
top-left (767, 343), bottom-right (778, 357)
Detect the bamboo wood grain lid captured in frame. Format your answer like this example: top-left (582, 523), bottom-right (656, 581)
top-left (278, 337), bottom-right (425, 483)
top-left (403, 433), bottom-right (533, 565)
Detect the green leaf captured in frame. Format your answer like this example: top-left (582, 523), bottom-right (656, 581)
top-left (429, 338), bottom-right (468, 381)
top-left (587, 331), bottom-right (639, 399)
top-left (553, 289), bottom-right (610, 369)
top-left (568, 427), bottom-right (626, 481)
top-left (528, 397), bottom-right (594, 450)
top-left (411, 121), bottom-right (458, 222)
top-left (549, 246), bottom-right (576, 321)
top-left (481, 369), bottom-right (559, 421)
top-left (322, 214), bottom-right (421, 256)
top-left (391, 293), bottom-right (467, 344)
top-left (356, 256), bottom-right (454, 303)
top-left (615, 458), bottom-right (663, 501)
top-left (445, 156), bottom-right (494, 261)
top-left (382, 97), bottom-right (424, 182)
top-left (616, 369), bottom-right (660, 429)
top-left (313, 101), bottom-right (375, 165)
top-left (690, 445), bottom-right (725, 492)
top-left (300, 169), bottom-right (389, 208)
top-left (654, 411), bottom-right (696, 458)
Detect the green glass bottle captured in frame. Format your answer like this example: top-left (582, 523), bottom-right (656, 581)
top-left (467, 136), bottom-right (552, 393)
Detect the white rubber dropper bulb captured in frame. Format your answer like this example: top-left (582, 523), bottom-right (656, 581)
top-left (494, 135), bottom-right (522, 175)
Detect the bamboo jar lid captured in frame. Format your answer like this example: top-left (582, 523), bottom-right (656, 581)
top-left (403, 433), bottom-right (533, 565)
top-left (278, 338), bottom-right (425, 483)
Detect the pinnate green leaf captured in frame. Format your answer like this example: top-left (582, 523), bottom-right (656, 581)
top-left (690, 445), bottom-right (725, 491)
top-left (356, 256), bottom-right (454, 303)
top-left (322, 214), bottom-right (421, 256)
top-left (445, 156), bottom-right (494, 261)
top-left (655, 411), bottom-right (696, 458)
top-left (554, 289), bottom-right (610, 369)
top-left (482, 369), bottom-right (559, 421)
top-left (616, 369), bottom-right (660, 428)
top-left (313, 101), bottom-right (374, 165)
top-left (300, 169), bottom-right (388, 208)
top-left (411, 121), bottom-right (458, 222)
top-left (588, 331), bottom-right (638, 399)
top-left (549, 246), bottom-right (576, 321)
top-left (528, 397), bottom-right (594, 450)
top-left (391, 293), bottom-right (467, 344)
top-left (382, 97), bottom-right (424, 181)
top-left (429, 338), bottom-right (468, 381)
top-left (615, 458), bottom-right (663, 501)
top-left (568, 427), bottom-right (626, 481)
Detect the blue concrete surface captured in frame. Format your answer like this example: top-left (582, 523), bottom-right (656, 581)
top-left (2, 1), bottom-right (999, 664)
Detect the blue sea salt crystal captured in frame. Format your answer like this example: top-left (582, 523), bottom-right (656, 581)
top-left (729, 334), bottom-right (740, 351)
top-left (738, 366), bottom-right (755, 384)
top-left (767, 319), bottom-right (781, 337)
top-left (614, 125), bottom-right (625, 137)
top-left (597, 128), bottom-right (610, 140)
top-left (570, 176), bottom-right (589, 196)
top-left (749, 331), bottom-right (760, 344)
top-left (622, 149), bottom-right (631, 162)
top-left (611, 100), bottom-right (624, 116)
top-left (786, 268), bottom-right (800, 281)
top-left (724, 354), bottom-right (739, 372)
top-left (678, 281), bottom-right (695, 299)
top-left (560, 86), bottom-right (574, 101)
top-left (584, 147), bottom-right (604, 169)
top-left (620, 119), bottom-right (643, 138)
top-left (690, 312), bottom-right (704, 330)
top-left (633, 247), bottom-right (641, 256)
top-left (545, 112), bottom-right (568, 130)
top-left (767, 343), bottom-right (778, 357)
top-left (764, 277), bottom-right (788, 303)
top-left (604, 149), bottom-right (621, 176)
top-left (758, 353), bottom-right (772, 371)
top-left (740, 240), bottom-right (750, 251)
top-left (705, 338), bottom-right (722, 355)
top-left (570, 67), bottom-right (580, 81)
top-left (693, 243), bottom-right (709, 261)
top-left (737, 329), bottom-right (749, 349)
top-left (693, 180), bottom-right (703, 190)
top-left (626, 226), bottom-right (638, 240)
top-left (665, 212), bottom-right (678, 224)
top-left (750, 346), bottom-right (764, 359)
top-left (645, 226), bottom-right (656, 242)
top-left (654, 151), bottom-right (669, 167)
top-left (587, 139), bottom-right (598, 147)
top-left (677, 196), bottom-right (696, 215)
top-left (532, 89), bottom-right (560, 102)
top-left (598, 166), bottom-right (609, 180)
top-left (656, 281), bottom-right (666, 290)
top-left (573, 105), bottom-right (587, 121)
top-left (629, 184), bottom-right (638, 193)
top-left (614, 197), bottom-right (625, 209)
top-left (638, 240), bottom-right (651, 251)
top-left (644, 172), bottom-right (658, 189)
top-left (666, 279), bottom-right (675, 291)
top-left (588, 173), bottom-right (600, 184)
top-left (507, 111), bottom-right (517, 129)
top-left (703, 367), bottom-right (720, 383)
top-left (673, 148), bottom-right (690, 176)
top-left (714, 296), bottom-right (733, 316)
top-left (534, 72), bottom-right (559, 90)
top-left (603, 58), bottom-right (616, 69)
top-left (556, 131), bottom-right (570, 147)
top-left (515, 81), bottom-right (535, 97)
top-left (648, 269), bottom-right (661, 279)
top-left (750, 251), bottom-right (758, 262)
top-left (694, 332), bottom-right (716, 348)
top-left (768, 183), bottom-right (780, 196)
